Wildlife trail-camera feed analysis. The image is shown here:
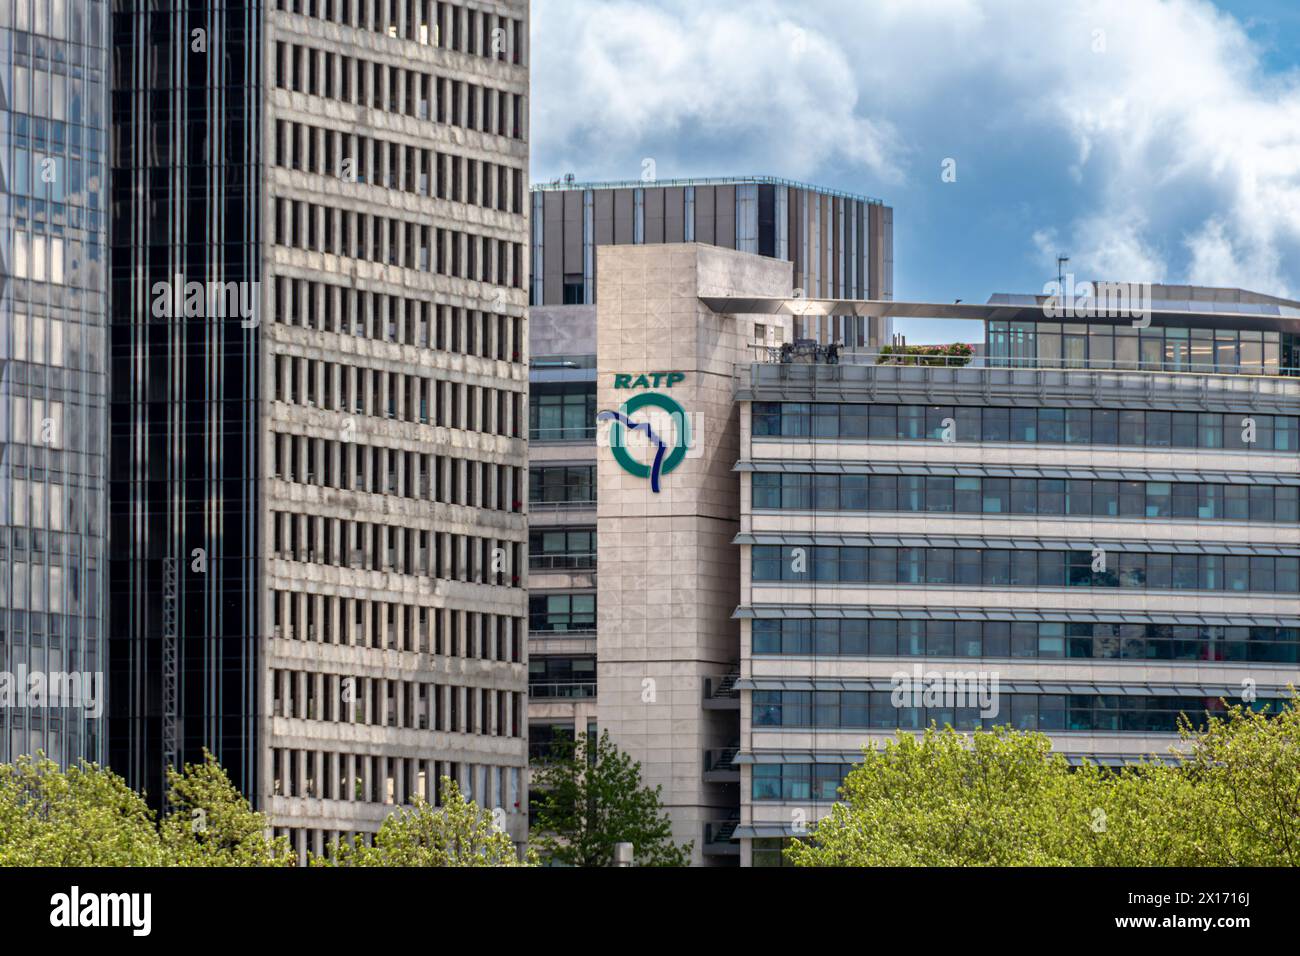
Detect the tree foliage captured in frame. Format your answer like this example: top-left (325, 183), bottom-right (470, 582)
top-left (788, 696), bottom-right (1300, 866)
top-left (0, 752), bottom-right (536, 867)
top-left (323, 777), bottom-right (533, 867)
top-left (0, 748), bottom-right (290, 866)
top-left (0, 753), bottom-right (164, 866)
top-left (529, 730), bottom-right (691, 867)
top-left (161, 750), bottom-right (294, 866)
top-left (1172, 698), bottom-right (1300, 865)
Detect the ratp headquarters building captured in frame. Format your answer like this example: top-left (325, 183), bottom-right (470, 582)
top-left (539, 227), bottom-right (1300, 866)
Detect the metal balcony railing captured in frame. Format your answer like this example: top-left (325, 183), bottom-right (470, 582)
top-left (986, 357), bottom-right (1300, 376)
top-left (529, 425), bottom-right (596, 442)
top-left (528, 681), bottom-right (597, 700)
top-left (529, 625), bottom-right (597, 637)
top-left (525, 496), bottom-right (595, 512)
top-left (528, 500), bottom-right (597, 511)
top-left (531, 175), bottom-right (884, 206)
top-left (529, 553), bottom-right (596, 571)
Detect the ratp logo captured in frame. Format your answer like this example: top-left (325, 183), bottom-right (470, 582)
top-left (598, 392), bottom-right (692, 493)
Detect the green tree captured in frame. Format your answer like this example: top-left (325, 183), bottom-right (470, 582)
top-left (786, 725), bottom-right (1084, 866)
top-left (0, 754), bottom-right (164, 866)
top-left (322, 777), bottom-right (532, 866)
top-left (160, 750), bottom-right (294, 866)
top-left (1172, 697), bottom-right (1300, 865)
top-left (529, 730), bottom-right (691, 867)
top-left (788, 696), bottom-right (1300, 867)
top-left (0, 750), bottom-right (292, 867)
top-left (1058, 757), bottom-right (1204, 866)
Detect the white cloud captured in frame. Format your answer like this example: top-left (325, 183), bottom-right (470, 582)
top-left (531, 0), bottom-right (905, 183)
top-left (1028, 0), bottom-right (1300, 295)
top-left (1184, 216), bottom-right (1285, 292)
top-left (1069, 213), bottom-right (1169, 286)
top-left (534, 0), bottom-right (1300, 297)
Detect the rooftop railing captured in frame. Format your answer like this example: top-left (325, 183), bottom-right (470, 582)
top-left (744, 357), bottom-right (1300, 414)
top-left (751, 344), bottom-right (1300, 378)
top-left (530, 174), bottom-right (884, 206)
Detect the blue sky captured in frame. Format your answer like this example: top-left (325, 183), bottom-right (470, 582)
top-left (531, 0), bottom-right (1300, 342)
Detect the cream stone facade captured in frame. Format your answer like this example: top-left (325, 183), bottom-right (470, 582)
top-left (592, 244), bottom-right (791, 864)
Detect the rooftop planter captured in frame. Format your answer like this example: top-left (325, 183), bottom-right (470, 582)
top-left (877, 342), bottom-right (974, 367)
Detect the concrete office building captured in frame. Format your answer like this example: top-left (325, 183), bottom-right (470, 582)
top-left (577, 240), bottom-right (1300, 866)
top-left (108, 0), bottom-right (530, 860)
top-left (0, 0), bottom-right (109, 766)
top-left (526, 179), bottom-right (893, 864)
top-left (733, 285), bottom-right (1300, 865)
top-left (531, 176), bottom-right (893, 340)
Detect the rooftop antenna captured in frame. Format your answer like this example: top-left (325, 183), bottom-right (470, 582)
top-left (1056, 254), bottom-right (1070, 291)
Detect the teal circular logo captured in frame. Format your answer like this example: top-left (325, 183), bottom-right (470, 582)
top-left (599, 393), bottom-right (690, 492)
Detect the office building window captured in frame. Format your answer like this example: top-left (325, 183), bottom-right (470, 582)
top-left (751, 838), bottom-right (797, 867)
top-left (562, 273), bottom-right (584, 304)
top-left (529, 383), bottom-right (595, 441)
top-left (987, 320), bottom-right (1286, 375)
top-left (528, 656), bottom-right (597, 699)
top-left (751, 618), bottom-right (1300, 664)
top-left (529, 528), bottom-right (596, 570)
top-left (751, 545), bottom-right (1299, 594)
top-left (528, 593), bottom-right (596, 634)
top-left (529, 465), bottom-right (595, 505)
top-left (751, 472), bottom-right (1299, 524)
top-left (751, 690), bottom-right (1288, 734)
top-left (752, 402), bottom-right (1300, 452)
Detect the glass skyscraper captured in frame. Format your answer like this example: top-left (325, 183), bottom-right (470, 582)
top-left (109, 0), bottom-right (532, 861)
top-left (0, 0), bottom-right (109, 766)
top-left (107, 0), bottom-right (263, 811)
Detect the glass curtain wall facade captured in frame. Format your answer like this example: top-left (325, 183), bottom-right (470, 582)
top-left (0, 0), bottom-right (109, 766)
top-left (107, 1), bottom-right (261, 803)
top-left (984, 286), bottom-right (1300, 374)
